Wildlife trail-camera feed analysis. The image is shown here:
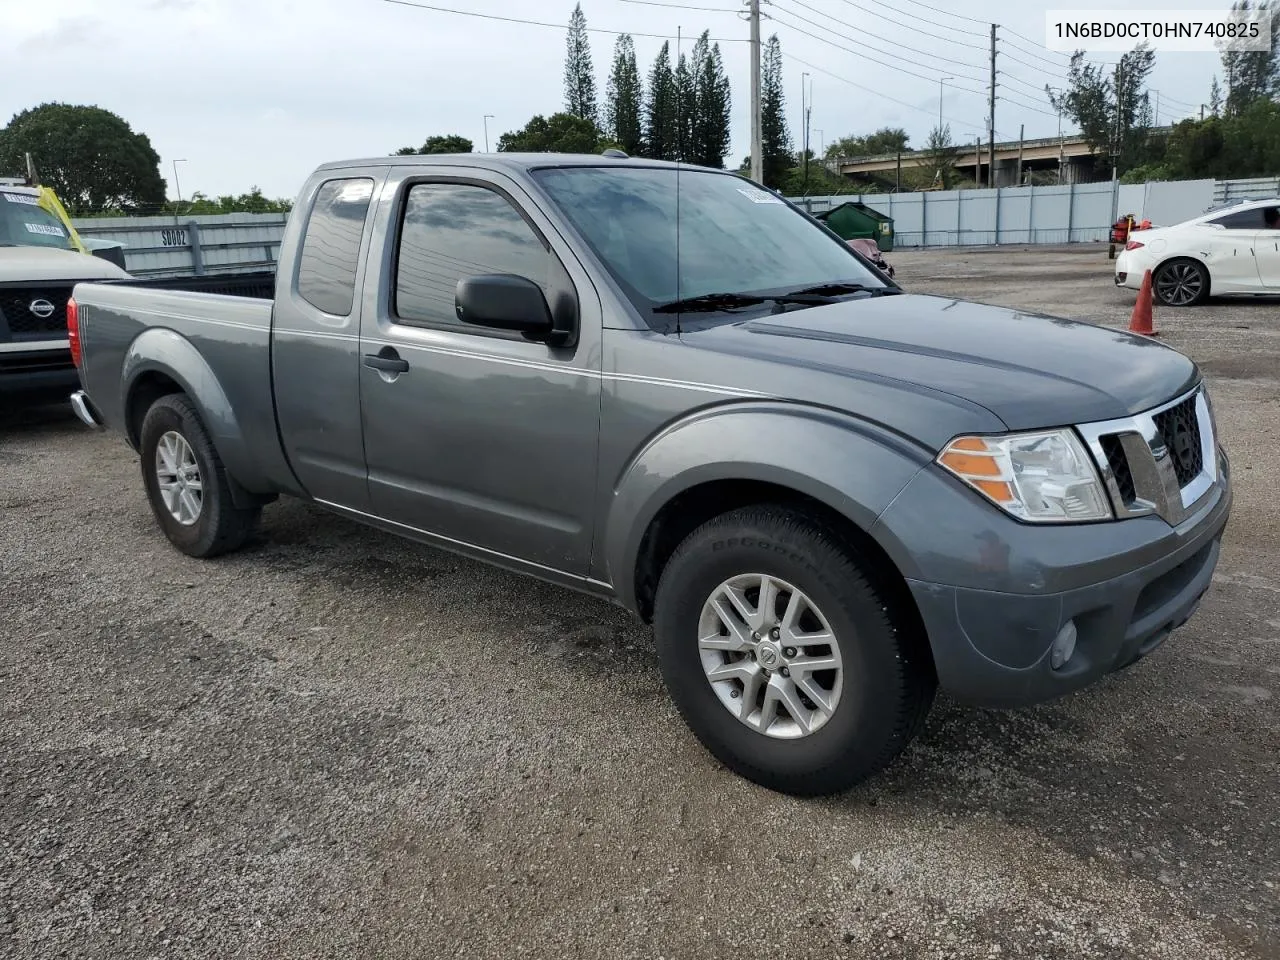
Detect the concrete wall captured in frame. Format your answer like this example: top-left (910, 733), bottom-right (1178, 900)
top-left (72, 212), bottom-right (287, 277)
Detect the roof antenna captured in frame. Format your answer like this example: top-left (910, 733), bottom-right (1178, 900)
top-left (674, 24), bottom-right (683, 338)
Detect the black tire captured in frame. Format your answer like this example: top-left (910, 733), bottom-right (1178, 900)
top-left (652, 505), bottom-right (936, 796)
top-left (1153, 258), bottom-right (1209, 307)
top-left (138, 393), bottom-right (260, 558)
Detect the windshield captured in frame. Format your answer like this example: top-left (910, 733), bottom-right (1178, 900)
top-left (0, 191), bottom-right (76, 250)
top-left (530, 165), bottom-right (889, 328)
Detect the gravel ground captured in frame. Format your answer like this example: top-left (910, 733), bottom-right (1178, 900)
top-left (2, 245), bottom-right (1277, 959)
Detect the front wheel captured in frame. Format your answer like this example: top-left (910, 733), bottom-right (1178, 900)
top-left (138, 393), bottom-right (260, 558)
top-left (1154, 258), bottom-right (1209, 307)
top-left (652, 505), bottom-right (936, 796)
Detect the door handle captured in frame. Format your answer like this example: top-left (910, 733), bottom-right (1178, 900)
top-left (363, 349), bottom-right (409, 374)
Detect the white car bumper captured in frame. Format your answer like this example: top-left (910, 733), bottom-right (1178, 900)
top-left (1114, 246), bottom-right (1153, 290)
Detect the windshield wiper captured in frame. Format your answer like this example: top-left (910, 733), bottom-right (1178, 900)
top-left (653, 291), bottom-right (841, 314)
top-left (653, 292), bottom-right (769, 313)
top-left (785, 282), bottom-right (901, 298)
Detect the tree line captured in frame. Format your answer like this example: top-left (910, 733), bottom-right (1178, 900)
top-left (395, 3), bottom-right (827, 192)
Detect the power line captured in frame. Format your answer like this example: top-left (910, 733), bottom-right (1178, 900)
top-left (379, 0), bottom-right (747, 41)
top-left (615, 0), bottom-right (739, 11)
top-left (827, 0), bottom-right (989, 51)
top-left (893, 0), bottom-right (989, 31)
top-left (769, 11), bottom-right (988, 93)
top-left (772, 0), bottom-right (989, 78)
top-left (786, 52), bottom-right (989, 137)
top-left (1001, 23), bottom-right (1072, 59)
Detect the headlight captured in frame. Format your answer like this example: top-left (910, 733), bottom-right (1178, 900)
top-left (937, 429), bottom-right (1113, 523)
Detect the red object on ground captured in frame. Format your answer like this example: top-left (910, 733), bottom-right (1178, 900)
top-left (1129, 269), bottom-right (1158, 336)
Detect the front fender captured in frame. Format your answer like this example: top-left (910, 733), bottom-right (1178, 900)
top-left (603, 401), bottom-right (935, 612)
top-left (121, 328), bottom-right (263, 490)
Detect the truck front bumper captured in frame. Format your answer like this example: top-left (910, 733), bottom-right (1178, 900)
top-left (876, 452), bottom-right (1233, 709)
top-left (0, 348), bottom-right (80, 404)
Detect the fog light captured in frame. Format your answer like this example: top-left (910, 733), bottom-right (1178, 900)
top-left (1050, 620), bottom-right (1077, 670)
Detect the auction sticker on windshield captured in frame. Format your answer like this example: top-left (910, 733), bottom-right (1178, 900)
top-left (736, 185), bottom-right (783, 204)
top-left (1, 191), bottom-right (41, 205)
top-left (24, 223), bottom-right (66, 237)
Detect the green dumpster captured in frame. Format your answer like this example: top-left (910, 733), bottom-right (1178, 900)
top-left (816, 201), bottom-right (895, 252)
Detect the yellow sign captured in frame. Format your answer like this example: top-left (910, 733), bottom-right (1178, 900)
top-left (34, 186), bottom-right (88, 254)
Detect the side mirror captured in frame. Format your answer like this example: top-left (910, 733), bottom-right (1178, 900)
top-left (89, 245), bottom-right (127, 269)
top-left (455, 274), bottom-right (575, 347)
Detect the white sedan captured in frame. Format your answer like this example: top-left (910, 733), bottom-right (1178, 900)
top-left (1114, 198), bottom-right (1280, 306)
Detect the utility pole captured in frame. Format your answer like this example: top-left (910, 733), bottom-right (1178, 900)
top-left (988, 23), bottom-right (997, 189)
top-left (1200, 103), bottom-right (1206, 121)
top-left (483, 114), bottom-right (494, 152)
top-left (1057, 107), bottom-right (1065, 184)
top-left (801, 71), bottom-right (810, 193)
top-left (1016, 123), bottom-right (1024, 185)
top-left (749, 0), bottom-right (763, 185)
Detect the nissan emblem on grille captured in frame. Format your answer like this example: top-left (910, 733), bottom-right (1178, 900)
top-left (28, 299), bottom-right (55, 319)
top-left (1171, 421), bottom-right (1196, 475)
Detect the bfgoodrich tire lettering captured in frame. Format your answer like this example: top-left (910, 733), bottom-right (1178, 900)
top-left (138, 393), bottom-right (260, 558)
top-left (653, 505), bottom-right (935, 796)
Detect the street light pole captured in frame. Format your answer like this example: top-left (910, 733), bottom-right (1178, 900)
top-left (801, 71), bottom-right (810, 192)
top-left (483, 114), bottom-right (494, 153)
top-left (171, 158), bottom-right (187, 224)
top-left (935, 78), bottom-right (953, 186)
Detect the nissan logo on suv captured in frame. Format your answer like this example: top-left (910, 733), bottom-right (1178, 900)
top-left (28, 299), bottom-right (56, 319)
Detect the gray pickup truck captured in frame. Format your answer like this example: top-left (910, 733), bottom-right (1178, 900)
top-left (67, 153), bottom-right (1232, 795)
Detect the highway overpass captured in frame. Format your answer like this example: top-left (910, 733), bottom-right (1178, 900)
top-left (832, 129), bottom-right (1174, 188)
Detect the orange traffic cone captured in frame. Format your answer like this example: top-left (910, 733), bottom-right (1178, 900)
top-left (1128, 269), bottom-right (1158, 336)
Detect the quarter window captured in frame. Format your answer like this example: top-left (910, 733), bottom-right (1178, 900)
top-left (394, 182), bottom-right (565, 328)
top-left (1210, 208), bottom-right (1268, 230)
top-left (296, 177), bottom-right (374, 316)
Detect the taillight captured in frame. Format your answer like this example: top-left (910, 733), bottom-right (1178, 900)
top-left (66, 296), bottom-right (82, 368)
top-left (1125, 240), bottom-right (1145, 251)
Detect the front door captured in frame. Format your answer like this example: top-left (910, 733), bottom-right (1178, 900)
top-left (1253, 205), bottom-right (1280, 288)
top-left (357, 171), bottom-right (602, 576)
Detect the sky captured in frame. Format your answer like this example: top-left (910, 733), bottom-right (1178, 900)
top-left (2, 0), bottom-right (1231, 201)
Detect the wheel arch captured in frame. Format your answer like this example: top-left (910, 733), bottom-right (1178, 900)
top-left (121, 328), bottom-right (265, 490)
top-left (1153, 254), bottom-right (1212, 304)
top-left (604, 403), bottom-right (933, 630)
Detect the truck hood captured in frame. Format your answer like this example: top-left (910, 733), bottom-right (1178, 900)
top-left (0, 245), bottom-right (131, 282)
top-left (706, 293), bottom-right (1198, 430)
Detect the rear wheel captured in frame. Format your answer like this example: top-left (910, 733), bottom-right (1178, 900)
top-left (1154, 258), bottom-right (1209, 307)
top-left (139, 393), bottom-right (260, 558)
top-left (652, 505), bottom-right (935, 796)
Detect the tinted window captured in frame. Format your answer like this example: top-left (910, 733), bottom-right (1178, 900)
top-left (1210, 207), bottom-right (1268, 230)
top-left (296, 178), bottom-right (373, 316)
top-left (395, 183), bottom-right (563, 327)
top-left (530, 166), bottom-right (886, 328)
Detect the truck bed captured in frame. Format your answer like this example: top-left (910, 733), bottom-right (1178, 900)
top-left (71, 281), bottom-right (297, 497)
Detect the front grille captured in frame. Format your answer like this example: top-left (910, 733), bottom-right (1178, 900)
top-left (0, 286), bottom-right (72, 336)
top-left (1152, 395), bottom-right (1203, 487)
top-left (1099, 434), bottom-right (1136, 503)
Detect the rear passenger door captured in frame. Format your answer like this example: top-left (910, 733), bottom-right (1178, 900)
top-left (356, 168), bottom-right (603, 576)
top-left (272, 171), bottom-right (382, 510)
